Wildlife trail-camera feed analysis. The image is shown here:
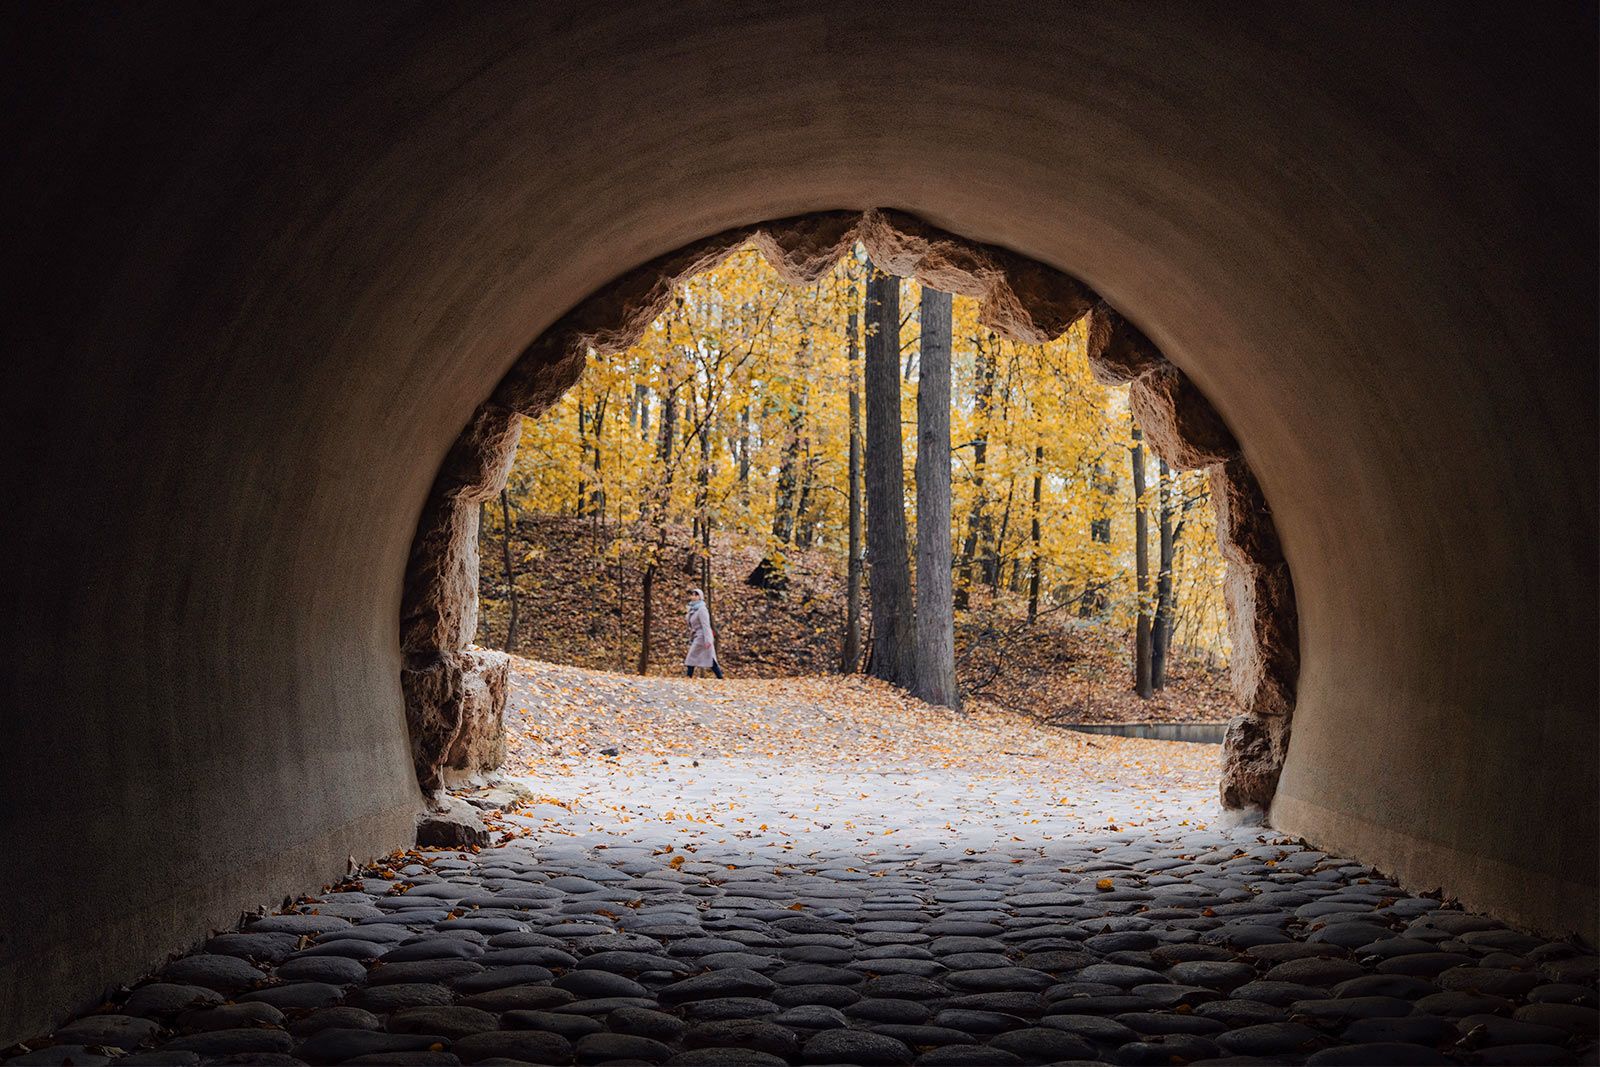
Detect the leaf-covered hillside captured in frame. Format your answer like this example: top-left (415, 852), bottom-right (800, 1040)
top-left (478, 516), bottom-right (1234, 725)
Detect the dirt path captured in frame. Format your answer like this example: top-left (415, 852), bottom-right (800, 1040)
top-left (498, 658), bottom-right (1223, 856)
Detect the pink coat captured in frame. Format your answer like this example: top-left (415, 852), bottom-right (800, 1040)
top-left (685, 600), bottom-right (717, 667)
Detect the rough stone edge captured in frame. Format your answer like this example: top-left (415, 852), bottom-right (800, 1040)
top-left (400, 209), bottom-right (1301, 812)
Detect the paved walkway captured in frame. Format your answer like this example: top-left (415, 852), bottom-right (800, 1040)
top-left (13, 663), bottom-right (1596, 1065)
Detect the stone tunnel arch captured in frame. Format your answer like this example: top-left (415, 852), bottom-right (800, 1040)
top-left (399, 209), bottom-right (1299, 814)
top-left (2, 3), bottom-right (1592, 1044)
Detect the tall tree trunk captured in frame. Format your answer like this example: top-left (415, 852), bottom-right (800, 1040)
top-left (1153, 458), bottom-right (1176, 689)
top-left (982, 344), bottom-right (1013, 591)
top-left (771, 436), bottom-right (799, 544)
top-left (576, 402), bottom-right (589, 516)
top-left (499, 487), bottom-right (520, 653)
top-left (684, 389), bottom-right (702, 574)
top-left (638, 559), bottom-right (656, 674)
top-left (1028, 442), bottom-right (1044, 623)
top-left (955, 335), bottom-right (994, 609)
top-left (793, 450), bottom-right (819, 548)
top-left (1077, 459), bottom-right (1114, 617)
top-left (842, 302), bottom-right (864, 672)
top-left (1131, 422), bottom-right (1153, 698)
top-left (864, 261), bottom-right (917, 688)
top-left (914, 286), bottom-right (958, 709)
top-left (738, 406), bottom-right (751, 491)
top-left (770, 330), bottom-right (811, 546)
top-left (990, 474), bottom-right (1015, 593)
top-left (658, 387), bottom-right (676, 464)
top-left (692, 386), bottom-right (713, 580)
top-left (590, 394), bottom-right (607, 518)
top-left (701, 519), bottom-right (712, 620)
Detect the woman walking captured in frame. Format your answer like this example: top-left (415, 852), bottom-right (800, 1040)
top-left (684, 588), bottom-right (723, 678)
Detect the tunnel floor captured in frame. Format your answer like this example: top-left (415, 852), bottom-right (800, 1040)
top-left (14, 665), bottom-right (1597, 1066)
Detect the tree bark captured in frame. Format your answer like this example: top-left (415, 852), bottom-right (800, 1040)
top-left (915, 286), bottom-right (959, 708)
top-left (499, 487), bottom-right (520, 653)
top-left (776, 327), bottom-right (813, 546)
top-left (576, 401), bottom-right (589, 516)
top-left (1153, 458), bottom-right (1177, 688)
top-left (864, 261), bottom-right (917, 688)
top-left (1131, 421), bottom-right (1153, 698)
top-left (843, 299), bottom-right (864, 673)
top-left (794, 431), bottom-right (820, 549)
top-left (1028, 442), bottom-right (1044, 623)
top-left (738, 406), bottom-right (751, 492)
top-left (771, 433), bottom-right (799, 544)
top-left (991, 473), bottom-right (1015, 594)
top-left (590, 393), bottom-right (607, 518)
top-left (658, 386), bottom-right (676, 465)
top-left (638, 559), bottom-right (656, 674)
top-left (955, 334), bottom-right (994, 609)
top-left (1158, 460), bottom-right (1184, 694)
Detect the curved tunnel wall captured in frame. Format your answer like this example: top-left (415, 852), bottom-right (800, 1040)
top-left (1, 2), bottom-right (1594, 1040)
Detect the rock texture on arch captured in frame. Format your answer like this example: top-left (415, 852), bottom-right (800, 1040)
top-left (402, 208), bottom-right (1301, 813)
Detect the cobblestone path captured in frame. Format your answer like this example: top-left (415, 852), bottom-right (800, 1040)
top-left (12, 664), bottom-right (1596, 1066)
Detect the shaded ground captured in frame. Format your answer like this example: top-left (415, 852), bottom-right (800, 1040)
top-left (479, 515), bottom-right (1234, 724)
top-left (13, 663), bottom-right (1596, 1066)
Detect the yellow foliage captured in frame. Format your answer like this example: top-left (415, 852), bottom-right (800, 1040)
top-left (491, 243), bottom-right (1230, 657)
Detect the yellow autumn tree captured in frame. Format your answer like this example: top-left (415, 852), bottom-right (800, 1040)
top-left (482, 242), bottom-right (1230, 682)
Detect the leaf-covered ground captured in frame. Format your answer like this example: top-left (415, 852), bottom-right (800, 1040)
top-left (480, 516), bottom-right (1235, 725)
top-left (493, 658), bottom-right (1224, 856)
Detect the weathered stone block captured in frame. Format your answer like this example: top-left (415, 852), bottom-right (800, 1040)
top-left (1130, 363), bottom-right (1240, 470)
top-left (403, 649), bottom-right (509, 792)
top-left (416, 792), bottom-right (490, 848)
top-left (1221, 713), bottom-right (1291, 811)
top-left (1085, 303), bottom-right (1168, 385)
top-left (859, 209), bottom-right (1095, 343)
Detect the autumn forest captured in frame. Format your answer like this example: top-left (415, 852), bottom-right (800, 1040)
top-left (476, 244), bottom-right (1233, 722)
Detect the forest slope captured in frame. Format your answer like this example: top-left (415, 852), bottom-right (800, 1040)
top-left (478, 515), bottom-right (1233, 725)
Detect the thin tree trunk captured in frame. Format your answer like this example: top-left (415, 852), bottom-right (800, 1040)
top-left (684, 389), bottom-right (702, 574)
top-left (694, 383), bottom-right (713, 581)
top-left (771, 328), bottom-right (811, 546)
top-left (658, 388), bottom-right (676, 464)
top-left (701, 520), bottom-right (712, 621)
top-left (914, 286), bottom-right (958, 708)
top-left (843, 301), bottom-right (864, 673)
top-left (1131, 421), bottom-right (1153, 699)
top-left (638, 560), bottom-right (656, 674)
top-left (1153, 458), bottom-right (1176, 689)
top-left (771, 435), bottom-right (799, 544)
top-left (499, 487), bottom-right (520, 653)
top-left (864, 261), bottom-right (917, 688)
top-left (738, 406), bottom-right (751, 492)
top-left (983, 345), bottom-right (1014, 592)
top-left (955, 335), bottom-right (993, 609)
top-left (794, 446), bottom-right (821, 548)
top-left (1028, 442), bottom-right (1044, 623)
top-left (576, 402), bottom-right (588, 516)
top-left (615, 500), bottom-right (627, 670)
top-left (590, 393), bottom-right (607, 518)
top-left (990, 473), bottom-right (1015, 593)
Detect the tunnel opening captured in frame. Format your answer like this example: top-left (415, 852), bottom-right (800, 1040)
top-left (400, 211), bottom-right (1300, 826)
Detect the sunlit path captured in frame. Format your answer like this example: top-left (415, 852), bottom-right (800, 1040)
top-left (498, 660), bottom-right (1220, 853)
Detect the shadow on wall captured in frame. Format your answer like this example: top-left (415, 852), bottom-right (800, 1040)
top-left (398, 209), bottom-right (1300, 810)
